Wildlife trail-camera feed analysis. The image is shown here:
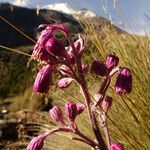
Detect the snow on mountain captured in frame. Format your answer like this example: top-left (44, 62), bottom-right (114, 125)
top-left (12, 0), bottom-right (29, 7)
top-left (42, 3), bottom-right (97, 19)
top-left (42, 3), bottom-right (75, 15)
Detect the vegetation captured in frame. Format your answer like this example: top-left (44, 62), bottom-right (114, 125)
top-left (0, 4), bottom-right (150, 150)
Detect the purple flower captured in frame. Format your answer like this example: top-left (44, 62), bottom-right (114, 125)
top-left (45, 37), bottom-right (66, 58)
top-left (49, 106), bottom-right (64, 125)
top-left (76, 103), bottom-right (85, 115)
top-left (57, 78), bottom-right (73, 89)
top-left (59, 65), bottom-right (72, 76)
top-left (33, 65), bottom-right (53, 93)
top-left (105, 55), bottom-right (119, 71)
top-left (110, 143), bottom-right (123, 150)
top-left (65, 102), bottom-right (85, 122)
top-left (82, 64), bottom-right (88, 74)
top-left (91, 61), bottom-right (107, 76)
top-left (32, 23), bottom-right (69, 62)
top-left (66, 34), bottom-right (86, 64)
top-left (115, 68), bottom-right (132, 94)
top-left (101, 96), bottom-right (113, 113)
top-left (26, 135), bottom-right (45, 150)
top-left (65, 102), bottom-right (77, 122)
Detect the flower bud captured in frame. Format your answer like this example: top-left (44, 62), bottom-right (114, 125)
top-left (26, 135), bottom-right (45, 150)
top-left (76, 103), bottom-right (85, 115)
top-left (49, 106), bottom-right (64, 125)
top-left (59, 65), bottom-right (72, 76)
top-left (115, 68), bottom-right (132, 94)
top-left (65, 102), bottom-right (77, 122)
top-left (32, 45), bottom-right (50, 62)
top-left (101, 96), bottom-right (113, 113)
top-left (45, 37), bottom-right (66, 58)
top-left (82, 64), bottom-right (88, 74)
top-left (105, 54), bottom-right (119, 71)
top-left (110, 142), bottom-right (123, 150)
top-left (66, 34), bottom-right (86, 64)
top-left (91, 61), bottom-right (107, 76)
top-left (57, 78), bottom-right (73, 89)
top-left (33, 65), bottom-right (53, 93)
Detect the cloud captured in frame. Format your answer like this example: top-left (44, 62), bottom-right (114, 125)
top-left (12, 0), bottom-right (29, 7)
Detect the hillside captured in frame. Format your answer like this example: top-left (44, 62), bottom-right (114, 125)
top-left (0, 3), bottom-right (124, 47)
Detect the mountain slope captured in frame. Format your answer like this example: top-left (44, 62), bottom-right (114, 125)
top-left (0, 3), bottom-right (125, 47)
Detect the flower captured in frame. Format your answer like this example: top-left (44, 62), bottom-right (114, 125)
top-left (82, 64), bottom-right (88, 74)
top-left (26, 135), bottom-right (45, 150)
top-left (65, 102), bottom-right (77, 122)
top-left (105, 54), bottom-right (119, 71)
top-left (49, 106), bottom-right (64, 125)
top-left (115, 68), bottom-right (132, 94)
top-left (76, 103), bottom-right (85, 115)
top-left (57, 78), bottom-right (73, 89)
top-left (45, 37), bottom-right (66, 58)
top-left (59, 65), bottom-right (72, 76)
top-left (66, 34), bottom-right (86, 64)
top-left (33, 65), bottom-right (53, 93)
top-left (32, 23), bottom-right (69, 62)
top-left (91, 61), bottom-right (107, 76)
top-left (101, 96), bottom-right (113, 113)
top-left (65, 102), bottom-right (85, 122)
top-left (110, 142), bottom-right (123, 150)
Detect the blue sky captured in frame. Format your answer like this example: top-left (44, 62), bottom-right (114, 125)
top-left (0, 0), bottom-right (150, 35)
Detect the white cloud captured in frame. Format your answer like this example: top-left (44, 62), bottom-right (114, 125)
top-left (12, 0), bottom-right (29, 7)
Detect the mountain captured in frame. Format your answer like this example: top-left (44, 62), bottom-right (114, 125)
top-left (42, 3), bottom-right (97, 18)
top-left (0, 3), bottom-right (82, 47)
top-left (0, 3), bottom-right (123, 47)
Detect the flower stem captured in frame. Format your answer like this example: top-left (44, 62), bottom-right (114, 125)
top-left (67, 35), bottom-right (107, 150)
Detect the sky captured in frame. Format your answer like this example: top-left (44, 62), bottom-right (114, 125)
top-left (0, 0), bottom-right (150, 35)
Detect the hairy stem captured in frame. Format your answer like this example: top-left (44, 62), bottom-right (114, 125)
top-left (67, 35), bottom-right (107, 149)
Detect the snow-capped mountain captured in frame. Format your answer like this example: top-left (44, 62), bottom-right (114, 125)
top-left (42, 3), bottom-right (97, 19)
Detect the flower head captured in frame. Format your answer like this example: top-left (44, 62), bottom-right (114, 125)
top-left (33, 65), bottom-right (53, 93)
top-left (82, 64), bottom-right (88, 74)
top-left (105, 54), bottom-right (119, 71)
top-left (91, 61), bottom-right (107, 76)
top-left (59, 65), bottom-right (72, 76)
top-left (32, 23), bottom-right (69, 62)
top-left (65, 102), bottom-right (77, 122)
top-left (49, 106), bottom-right (64, 125)
top-left (101, 96), bottom-right (113, 113)
top-left (26, 135), bottom-right (45, 150)
top-left (65, 102), bottom-right (85, 123)
top-left (45, 37), bottom-right (66, 58)
top-left (110, 143), bottom-right (123, 150)
top-left (76, 103), bottom-right (85, 115)
top-left (66, 34), bottom-right (86, 64)
top-left (57, 78), bottom-right (73, 89)
top-left (115, 68), bottom-right (132, 94)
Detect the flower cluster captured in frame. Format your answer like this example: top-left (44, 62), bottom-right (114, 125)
top-left (27, 21), bottom-right (133, 150)
top-left (91, 55), bottom-right (132, 95)
top-left (49, 102), bottom-right (85, 127)
top-left (32, 23), bottom-right (86, 94)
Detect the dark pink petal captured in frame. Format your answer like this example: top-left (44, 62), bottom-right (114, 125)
top-left (65, 102), bottom-right (77, 122)
top-left (76, 103), bottom-right (85, 115)
top-left (115, 68), bottom-right (132, 94)
top-left (110, 142), bottom-right (123, 150)
top-left (91, 61), bottom-right (107, 76)
top-left (105, 54), bottom-right (119, 71)
top-left (33, 65), bottom-right (53, 93)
